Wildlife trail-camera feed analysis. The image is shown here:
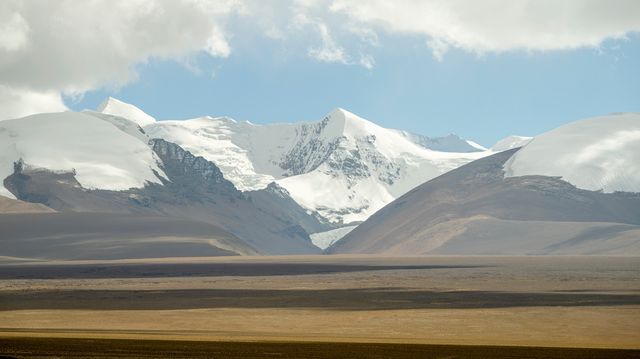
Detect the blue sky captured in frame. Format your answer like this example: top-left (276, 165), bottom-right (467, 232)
top-left (67, 34), bottom-right (639, 147)
top-left (3, 1), bottom-right (640, 147)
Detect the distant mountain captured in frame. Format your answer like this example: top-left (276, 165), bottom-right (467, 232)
top-left (504, 113), bottom-right (640, 193)
top-left (147, 107), bottom-right (490, 225)
top-left (396, 132), bottom-right (487, 152)
top-left (0, 111), bottom-right (166, 199)
top-left (0, 111), bottom-right (328, 256)
top-left (330, 113), bottom-right (640, 255)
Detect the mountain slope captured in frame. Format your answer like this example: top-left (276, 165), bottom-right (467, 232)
top-left (97, 97), bottom-right (156, 127)
top-left (3, 130), bottom-right (325, 255)
top-left (0, 196), bottom-right (54, 214)
top-left (505, 112), bottom-right (640, 193)
top-left (330, 147), bottom-right (640, 255)
top-left (0, 111), bottom-right (166, 199)
top-left (0, 212), bottom-right (255, 260)
top-left (275, 109), bottom-right (490, 223)
top-left (146, 108), bottom-right (490, 224)
top-left (396, 132), bottom-right (487, 152)
top-left (490, 135), bottom-right (533, 152)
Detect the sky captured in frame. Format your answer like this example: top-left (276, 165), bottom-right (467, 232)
top-left (1, 0), bottom-right (639, 146)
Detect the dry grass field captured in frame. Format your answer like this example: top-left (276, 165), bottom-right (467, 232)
top-left (1, 255), bottom-right (639, 357)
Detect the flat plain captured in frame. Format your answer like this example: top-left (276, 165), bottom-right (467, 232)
top-left (0, 255), bottom-right (639, 358)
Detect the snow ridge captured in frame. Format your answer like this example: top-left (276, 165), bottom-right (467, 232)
top-left (504, 113), bottom-right (640, 193)
top-left (0, 112), bottom-right (166, 198)
top-left (146, 107), bottom-right (490, 224)
top-left (491, 135), bottom-right (533, 152)
top-left (97, 97), bottom-right (156, 127)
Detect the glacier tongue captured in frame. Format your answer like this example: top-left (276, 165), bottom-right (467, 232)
top-left (310, 225), bottom-right (358, 250)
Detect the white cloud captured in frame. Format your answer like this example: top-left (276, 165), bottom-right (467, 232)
top-left (0, 11), bottom-right (29, 52)
top-left (1, 0), bottom-right (639, 118)
top-left (328, 0), bottom-right (640, 59)
top-left (358, 54), bottom-right (375, 70)
top-left (0, 86), bottom-right (67, 121)
top-left (0, 0), bottom-right (243, 119)
top-left (308, 23), bottom-right (349, 65)
top-left (427, 38), bottom-right (449, 62)
top-left (0, 0), bottom-right (242, 93)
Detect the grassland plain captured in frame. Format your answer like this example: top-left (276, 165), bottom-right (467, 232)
top-left (0, 256), bottom-right (639, 358)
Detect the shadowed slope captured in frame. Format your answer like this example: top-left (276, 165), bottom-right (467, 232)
top-left (4, 139), bottom-right (325, 255)
top-left (0, 212), bottom-right (256, 260)
top-left (0, 196), bottom-right (54, 214)
top-left (330, 149), bottom-right (640, 255)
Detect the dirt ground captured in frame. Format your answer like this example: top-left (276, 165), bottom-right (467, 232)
top-left (1, 255), bottom-right (639, 355)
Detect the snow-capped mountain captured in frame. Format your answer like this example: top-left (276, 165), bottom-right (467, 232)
top-left (504, 112), bottom-right (640, 193)
top-left (145, 116), bottom-right (285, 191)
top-left (490, 135), bottom-right (533, 152)
top-left (146, 106), bottom-right (490, 224)
top-left (396, 132), bottom-right (487, 152)
top-left (0, 110), bottom-right (328, 255)
top-left (97, 97), bottom-right (157, 127)
top-left (274, 109), bottom-right (489, 223)
top-left (331, 113), bottom-right (640, 255)
top-left (0, 111), bottom-right (165, 199)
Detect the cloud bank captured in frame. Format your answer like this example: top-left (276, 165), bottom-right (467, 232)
top-left (1, 0), bottom-right (638, 119)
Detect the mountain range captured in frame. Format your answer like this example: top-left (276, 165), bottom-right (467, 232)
top-left (1, 99), bottom-right (638, 259)
top-left (330, 113), bottom-right (640, 255)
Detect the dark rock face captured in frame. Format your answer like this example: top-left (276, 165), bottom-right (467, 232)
top-left (330, 149), bottom-right (640, 255)
top-left (151, 139), bottom-right (234, 190)
top-left (5, 139), bottom-right (329, 255)
top-left (279, 118), bottom-right (342, 176)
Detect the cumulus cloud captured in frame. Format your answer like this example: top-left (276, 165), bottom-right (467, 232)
top-left (0, 86), bottom-right (67, 121)
top-left (0, 0), bottom-right (241, 92)
top-left (308, 23), bottom-right (349, 65)
top-left (0, 11), bottom-right (29, 52)
top-left (329, 0), bottom-right (640, 59)
top-left (0, 0), bottom-right (242, 119)
top-left (0, 0), bottom-right (638, 119)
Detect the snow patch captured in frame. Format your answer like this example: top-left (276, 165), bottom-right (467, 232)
top-left (310, 225), bottom-right (357, 249)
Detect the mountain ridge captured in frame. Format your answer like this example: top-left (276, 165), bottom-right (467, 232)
top-left (144, 100), bottom-right (492, 224)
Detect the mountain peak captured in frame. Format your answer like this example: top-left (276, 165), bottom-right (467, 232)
top-left (323, 107), bottom-right (382, 137)
top-left (491, 135), bottom-right (533, 152)
top-left (96, 97), bottom-right (156, 127)
top-left (327, 107), bottom-right (353, 117)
